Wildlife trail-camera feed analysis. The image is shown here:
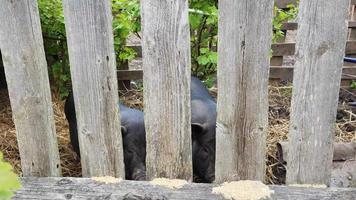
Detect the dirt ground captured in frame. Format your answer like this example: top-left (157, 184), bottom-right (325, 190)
top-left (0, 82), bottom-right (355, 184)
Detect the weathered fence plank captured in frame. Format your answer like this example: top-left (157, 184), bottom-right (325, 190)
top-left (216, 0), bottom-right (274, 182)
top-left (141, 0), bottom-right (192, 180)
top-left (14, 178), bottom-right (356, 200)
top-left (286, 0), bottom-right (350, 185)
top-left (62, 0), bottom-right (124, 177)
top-left (0, 0), bottom-right (60, 176)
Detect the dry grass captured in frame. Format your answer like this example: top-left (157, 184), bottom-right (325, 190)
top-left (0, 82), bottom-right (355, 184)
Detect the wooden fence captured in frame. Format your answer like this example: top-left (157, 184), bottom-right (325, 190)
top-left (119, 0), bottom-right (356, 86)
top-left (0, 0), bottom-right (356, 198)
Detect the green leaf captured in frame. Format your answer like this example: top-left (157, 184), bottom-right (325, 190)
top-left (0, 152), bottom-right (21, 200)
top-left (351, 81), bottom-right (356, 89)
top-left (200, 48), bottom-right (210, 54)
top-left (197, 55), bottom-right (210, 65)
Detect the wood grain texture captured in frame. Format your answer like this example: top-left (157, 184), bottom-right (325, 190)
top-left (62, 0), bottom-right (124, 178)
top-left (216, 0), bottom-right (274, 182)
top-left (141, 0), bottom-right (192, 180)
top-left (276, 0), bottom-right (356, 8)
top-left (0, 0), bottom-right (60, 176)
top-left (128, 41), bottom-right (356, 58)
top-left (117, 66), bottom-right (356, 82)
top-left (14, 177), bottom-right (356, 200)
top-left (286, 0), bottom-right (350, 185)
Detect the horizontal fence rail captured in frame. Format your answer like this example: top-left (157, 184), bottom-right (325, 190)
top-left (13, 178), bottom-right (356, 200)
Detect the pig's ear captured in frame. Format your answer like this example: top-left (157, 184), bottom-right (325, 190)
top-left (121, 126), bottom-right (128, 137)
top-left (192, 123), bottom-right (206, 140)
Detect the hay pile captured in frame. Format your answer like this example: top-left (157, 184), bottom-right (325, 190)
top-left (0, 82), bottom-right (355, 184)
top-left (0, 90), bottom-right (81, 177)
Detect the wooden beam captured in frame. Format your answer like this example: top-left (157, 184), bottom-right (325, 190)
top-left (281, 21), bottom-right (356, 31)
top-left (275, 0), bottom-right (297, 8)
top-left (141, 0), bottom-right (192, 180)
top-left (14, 178), bottom-right (356, 200)
top-left (62, 0), bottom-right (124, 177)
top-left (286, 0), bottom-right (349, 185)
top-left (0, 0), bottom-right (61, 176)
top-left (117, 67), bottom-right (356, 81)
top-left (216, 0), bottom-right (273, 182)
top-left (127, 41), bottom-right (356, 58)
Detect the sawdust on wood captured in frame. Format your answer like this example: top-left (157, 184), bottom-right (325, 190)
top-left (150, 178), bottom-right (188, 189)
top-left (92, 176), bottom-right (122, 184)
top-left (212, 181), bottom-right (274, 200)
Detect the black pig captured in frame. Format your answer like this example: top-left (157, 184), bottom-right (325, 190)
top-left (64, 92), bottom-right (146, 180)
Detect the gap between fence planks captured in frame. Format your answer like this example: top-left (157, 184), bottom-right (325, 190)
top-left (0, 0), bottom-right (61, 176)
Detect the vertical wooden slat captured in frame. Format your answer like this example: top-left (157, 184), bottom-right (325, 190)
top-left (216, 0), bottom-right (274, 182)
top-left (141, 0), bottom-right (192, 180)
top-left (286, 0), bottom-right (350, 185)
top-left (62, 0), bottom-right (124, 177)
top-left (0, 0), bottom-right (61, 176)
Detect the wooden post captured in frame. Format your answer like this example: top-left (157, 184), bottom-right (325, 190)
top-left (286, 0), bottom-right (350, 185)
top-left (0, 0), bottom-right (61, 176)
top-left (216, 0), bottom-right (274, 182)
top-left (141, 0), bottom-right (192, 180)
top-left (62, 0), bottom-right (124, 177)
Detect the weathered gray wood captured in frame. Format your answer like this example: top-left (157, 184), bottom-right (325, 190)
top-left (127, 41), bottom-right (356, 58)
top-left (216, 0), bottom-right (274, 182)
top-left (286, 0), bottom-right (350, 185)
top-left (117, 66), bottom-right (356, 82)
top-left (0, 0), bottom-right (60, 176)
top-left (141, 0), bottom-right (192, 180)
top-left (276, 0), bottom-right (356, 8)
top-left (14, 177), bottom-right (356, 200)
top-left (62, 0), bottom-right (124, 177)
top-left (278, 142), bottom-right (356, 163)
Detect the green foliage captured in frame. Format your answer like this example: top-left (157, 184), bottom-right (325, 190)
top-left (38, 0), bottom-right (69, 98)
top-left (112, 0), bottom-right (140, 66)
top-left (189, 1), bottom-right (299, 82)
top-left (0, 152), bottom-right (21, 200)
top-left (189, 0), bottom-right (218, 80)
top-left (38, 0), bottom-right (139, 98)
top-left (273, 3), bottom-right (299, 43)
top-left (351, 81), bottom-right (356, 89)
top-left (38, 0), bottom-right (299, 93)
